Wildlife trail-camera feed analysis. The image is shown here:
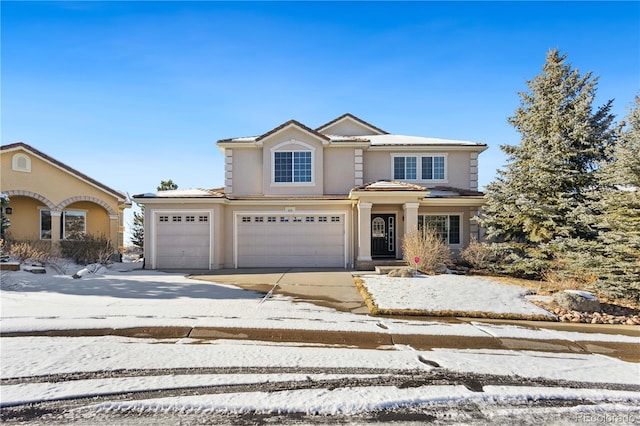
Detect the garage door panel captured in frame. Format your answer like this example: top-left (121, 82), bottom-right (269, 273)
top-left (237, 214), bottom-right (345, 268)
top-left (156, 214), bottom-right (211, 269)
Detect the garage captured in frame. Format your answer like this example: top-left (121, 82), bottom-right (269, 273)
top-left (236, 213), bottom-right (346, 268)
top-left (155, 213), bottom-right (211, 269)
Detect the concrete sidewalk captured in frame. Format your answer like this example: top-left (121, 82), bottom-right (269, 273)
top-left (4, 324), bottom-right (639, 363)
top-left (190, 268), bottom-right (369, 314)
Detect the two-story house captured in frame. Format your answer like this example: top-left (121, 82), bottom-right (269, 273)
top-left (133, 114), bottom-right (487, 270)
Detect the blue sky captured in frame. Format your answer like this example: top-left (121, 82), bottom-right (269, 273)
top-left (2, 1), bottom-right (638, 242)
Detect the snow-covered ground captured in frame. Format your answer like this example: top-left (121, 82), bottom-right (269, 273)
top-left (360, 273), bottom-right (554, 318)
top-left (1, 263), bottom-right (639, 423)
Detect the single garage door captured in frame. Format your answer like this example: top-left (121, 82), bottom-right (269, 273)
top-left (237, 214), bottom-right (345, 268)
top-left (156, 213), bottom-right (211, 269)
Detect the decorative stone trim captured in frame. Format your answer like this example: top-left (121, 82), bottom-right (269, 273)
top-left (470, 152), bottom-right (479, 190)
top-left (354, 149), bottom-right (364, 186)
top-left (2, 190), bottom-right (56, 210)
top-left (58, 196), bottom-right (117, 216)
top-left (225, 149), bottom-right (233, 194)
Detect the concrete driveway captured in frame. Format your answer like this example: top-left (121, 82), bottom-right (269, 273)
top-left (190, 268), bottom-right (369, 314)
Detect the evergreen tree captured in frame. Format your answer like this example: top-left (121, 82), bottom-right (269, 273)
top-left (587, 96), bottom-right (640, 300)
top-left (482, 49), bottom-right (616, 277)
top-left (158, 179), bottom-right (178, 191)
top-left (130, 179), bottom-right (179, 252)
top-left (130, 208), bottom-right (145, 249)
top-left (1, 193), bottom-right (10, 240)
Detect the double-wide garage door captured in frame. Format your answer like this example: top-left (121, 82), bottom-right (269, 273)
top-left (156, 213), bottom-right (210, 269)
top-left (237, 213), bottom-right (345, 268)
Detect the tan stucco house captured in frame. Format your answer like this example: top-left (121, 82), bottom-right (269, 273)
top-left (134, 114), bottom-right (487, 270)
top-left (0, 143), bottom-right (131, 255)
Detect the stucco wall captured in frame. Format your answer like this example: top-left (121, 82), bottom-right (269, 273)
top-left (230, 148), bottom-right (263, 195)
top-left (323, 147), bottom-right (356, 194)
top-left (363, 150), bottom-right (474, 189)
top-left (1, 148), bottom-right (126, 248)
top-left (260, 128), bottom-right (325, 196)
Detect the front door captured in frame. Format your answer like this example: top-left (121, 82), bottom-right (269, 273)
top-left (371, 214), bottom-right (396, 258)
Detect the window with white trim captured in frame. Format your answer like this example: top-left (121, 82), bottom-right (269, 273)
top-left (40, 210), bottom-right (86, 240)
top-left (254, 216), bottom-right (264, 223)
top-left (393, 156), bottom-right (417, 180)
top-left (242, 216), bottom-right (251, 223)
top-left (159, 215), bottom-right (169, 222)
top-left (274, 151), bottom-right (312, 183)
top-left (198, 215), bottom-right (208, 222)
top-left (421, 156), bottom-right (445, 180)
top-left (418, 214), bottom-right (461, 245)
top-left (392, 154), bottom-right (446, 182)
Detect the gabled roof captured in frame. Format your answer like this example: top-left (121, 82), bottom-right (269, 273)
top-left (218, 120), bottom-right (331, 145)
top-left (256, 119), bottom-right (330, 143)
top-left (1, 142), bottom-right (129, 202)
top-left (315, 113), bottom-right (388, 135)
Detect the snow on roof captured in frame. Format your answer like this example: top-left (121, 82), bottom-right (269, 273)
top-left (139, 188), bottom-right (225, 198)
top-left (366, 134), bottom-right (484, 146)
top-left (353, 180), bottom-right (428, 192)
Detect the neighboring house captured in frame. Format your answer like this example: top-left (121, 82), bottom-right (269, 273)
top-left (0, 143), bottom-right (131, 255)
top-left (134, 114), bottom-right (487, 270)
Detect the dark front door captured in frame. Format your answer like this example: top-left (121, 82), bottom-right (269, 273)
top-left (371, 214), bottom-right (396, 258)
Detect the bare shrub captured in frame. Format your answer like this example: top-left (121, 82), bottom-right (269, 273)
top-left (460, 236), bottom-right (493, 270)
top-left (59, 233), bottom-right (114, 265)
top-left (6, 240), bottom-right (52, 264)
top-left (541, 270), bottom-right (585, 292)
top-left (402, 227), bottom-right (451, 274)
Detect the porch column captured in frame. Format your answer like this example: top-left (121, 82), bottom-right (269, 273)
top-left (109, 214), bottom-right (120, 254)
top-left (357, 201), bottom-right (372, 261)
top-left (403, 202), bottom-right (419, 235)
top-left (50, 210), bottom-right (62, 254)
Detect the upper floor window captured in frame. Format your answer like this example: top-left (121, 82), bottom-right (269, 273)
top-left (422, 156), bottom-right (445, 180)
top-left (393, 156), bottom-right (417, 180)
top-left (274, 151), bottom-right (312, 183)
top-left (392, 154), bottom-right (446, 182)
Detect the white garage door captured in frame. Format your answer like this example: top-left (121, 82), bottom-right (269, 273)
top-left (237, 214), bottom-right (345, 268)
top-left (156, 213), bottom-right (211, 269)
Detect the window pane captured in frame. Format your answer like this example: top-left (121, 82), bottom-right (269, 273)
top-left (393, 157), bottom-right (405, 179)
top-left (293, 151), bottom-right (312, 182)
top-left (274, 152), bottom-right (292, 182)
top-left (406, 157), bottom-right (417, 179)
top-left (422, 157), bottom-right (433, 179)
top-left (64, 211), bottom-right (86, 239)
top-left (434, 156), bottom-right (445, 179)
top-left (425, 215), bottom-right (447, 242)
top-left (449, 215), bottom-right (460, 244)
top-left (40, 210), bottom-right (52, 240)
